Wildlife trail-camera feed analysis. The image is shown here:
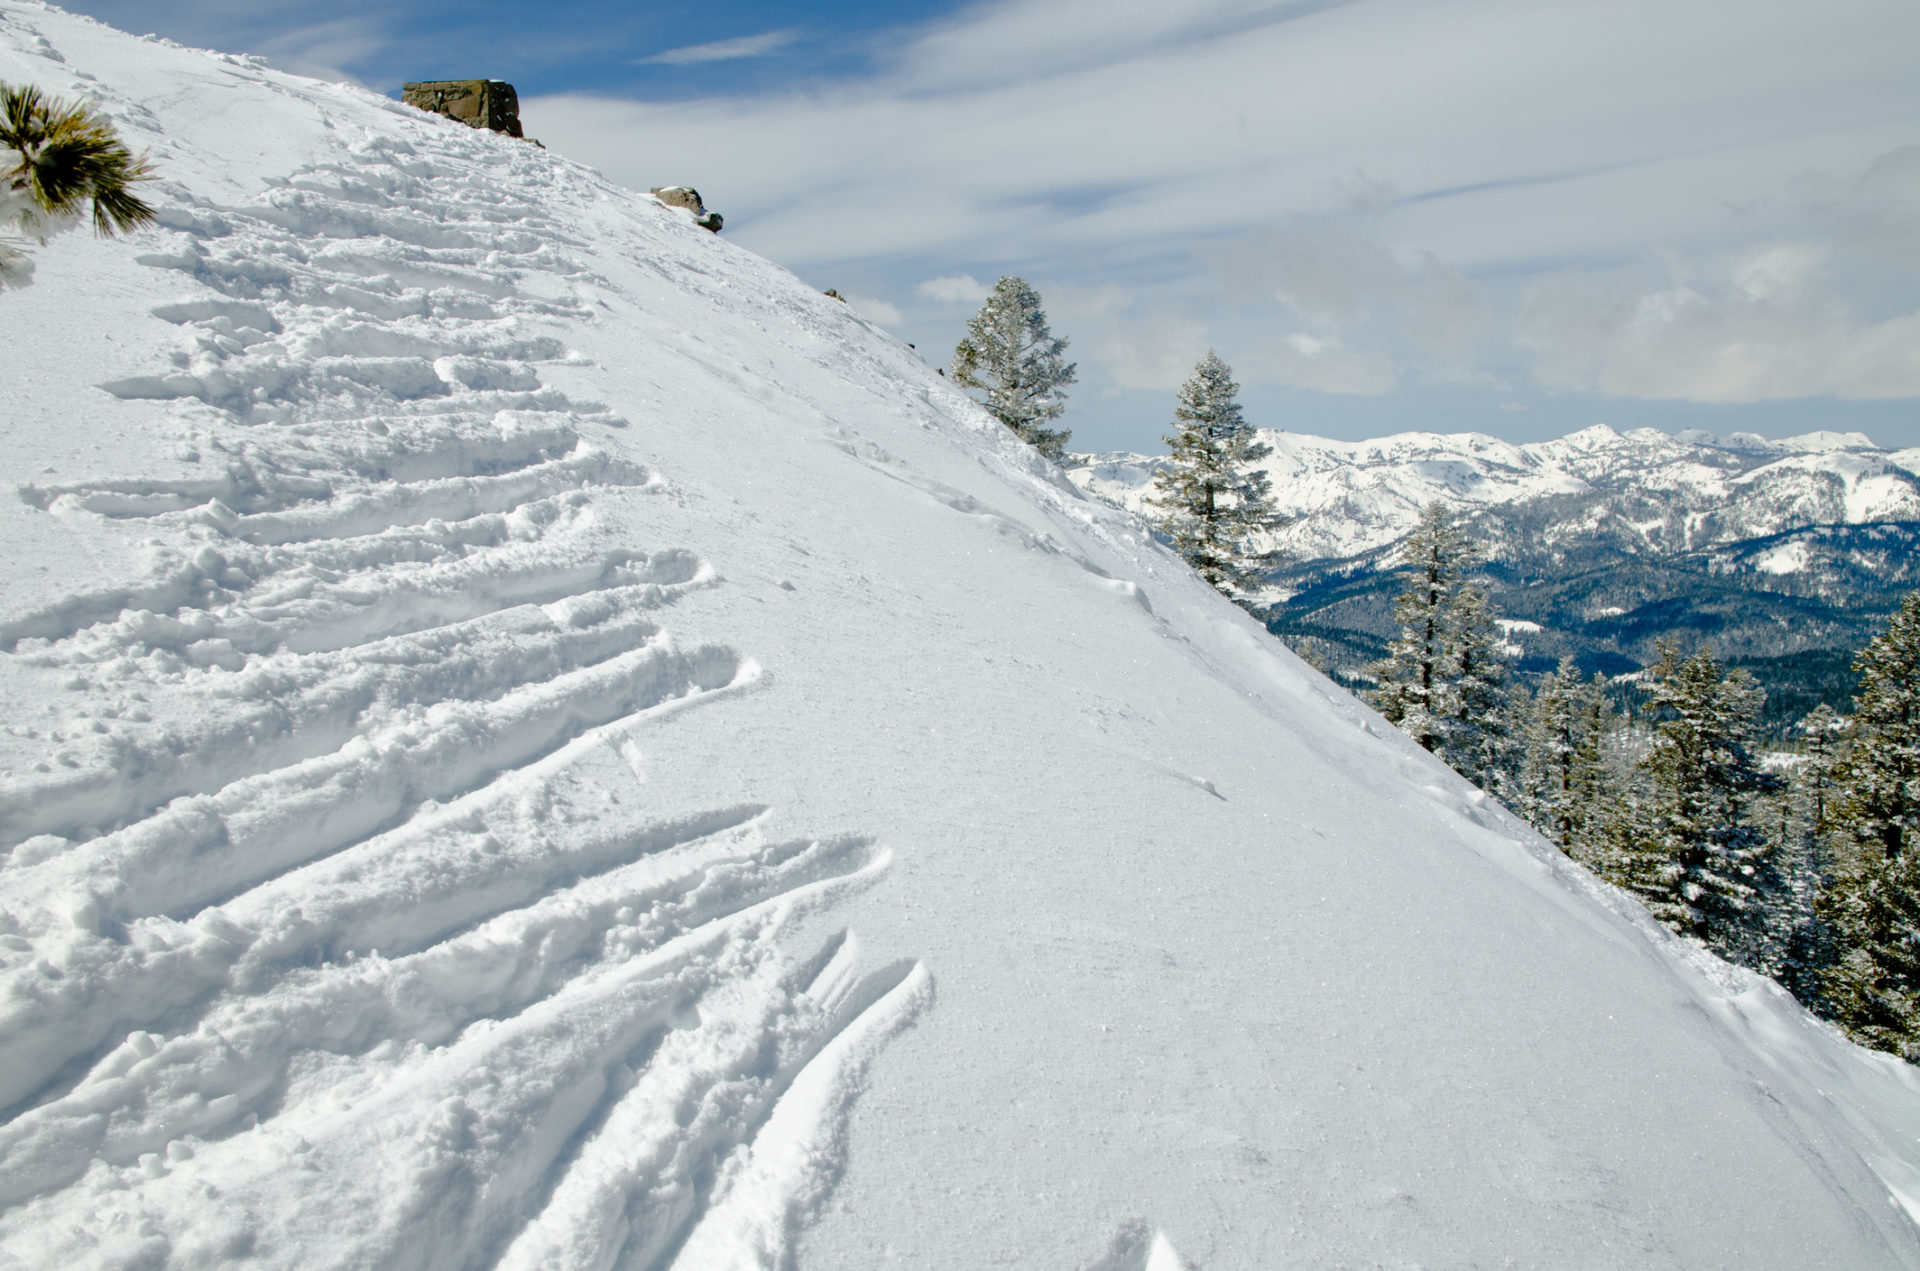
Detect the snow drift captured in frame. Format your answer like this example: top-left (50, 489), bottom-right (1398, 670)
top-left (4, 4), bottom-right (1920, 1267)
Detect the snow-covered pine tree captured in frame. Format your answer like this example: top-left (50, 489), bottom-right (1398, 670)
top-left (1367, 502), bottom-right (1479, 756)
top-left (1146, 351), bottom-right (1284, 606)
top-left (1829, 594), bottom-right (1920, 873)
top-left (949, 276), bottom-right (1076, 461)
top-left (1773, 703), bottom-right (1850, 1015)
top-left (1798, 703), bottom-right (1850, 837)
top-left (1444, 580), bottom-right (1513, 791)
top-left (1568, 676), bottom-right (1635, 866)
top-left (1518, 657), bottom-right (1614, 852)
top-left (1817, 593), bottom-right (1920, 1057)
top-left (2, 82), bottom-right (153, 285)
top-left (1618, 642), bottom-right (1783, 967)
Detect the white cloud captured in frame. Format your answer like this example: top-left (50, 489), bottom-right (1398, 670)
top-left (521, 0), bottom-right (1920, 431)
top-left (194, 13), bottom-right (384, 86)
top-left (534, 0), bottom-right (1920, 271)
top-left (893, 0), bottom-right (1325, 92)
top-left (1040, 282), bottom-right (1132, 326)
top-left (1211, 211), bottom-right (1487, 356)
top-left (1520, 243), bottom-right (1920, 402)
top-left (916, 273), bottom-right (992, 304)
top-left (1843, 144), bottom-right (1920, 268)
top-left (1095, 306), bottom-right (1210, 391)
top-left (1249, 333), bottom-right (1400, 396)
top-left (843, 293), bottom-right (905, 327)
top-left (638, 29), bottom-right (798, 66)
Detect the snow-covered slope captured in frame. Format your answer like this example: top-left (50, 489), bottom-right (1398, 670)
top-left (1074, 424), bottom-right (1920, 561)
top-left (6, 5), bottom-right (1920, 1268)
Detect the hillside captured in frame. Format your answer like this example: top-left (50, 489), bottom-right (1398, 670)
top-left (5, 5), bottom-right (1920, 1269)
top-left (1073, 429), bottom-right (1920, 709)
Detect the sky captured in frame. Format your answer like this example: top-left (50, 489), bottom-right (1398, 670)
top-left (51, 0), bottom-right (1920, 452)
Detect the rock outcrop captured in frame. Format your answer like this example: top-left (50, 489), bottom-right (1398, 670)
top-left (650, 185), bottom-right (723, 233)
top-left (402, 80), bottom-right (525, 138)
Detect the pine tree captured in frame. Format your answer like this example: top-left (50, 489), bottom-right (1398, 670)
top-left (1830, 594), bottom-right (1920, 869)
top-left (1568, 675), bottom-right (1627, 864)
top-left (1818, 593), bottom-right (1920, 1057)
top-left (1444, 580), bottom-right (1512, 790)
top-left (1518, 658), bottom-right (1614, 852)
top-left (2, 82), bottom-right (154, 285)
top-left (1616, 642), bottom-right (1783, 966)
top-left (1147, 351), bottom-right (1285, 605)
top-left (1367, 502), bottom-right (1480, 756)
top-left (1773, 704), bottom-right (1850, 1014)
top-left (1798, 703), bottom-right (1850, 836)
top-left (950, 276), bottom-right (1076, 460)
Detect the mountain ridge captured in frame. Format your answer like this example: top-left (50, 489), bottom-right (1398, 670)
top-left (7, 4), bottom-right (1920, 1267)
top-left (1072, 423), bottom-right (1920, 561)
top-left (1070, 425), bottom-right (1920, 707)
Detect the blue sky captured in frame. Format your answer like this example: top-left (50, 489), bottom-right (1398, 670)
top-left (56, 0), bottom-right (1920, 452)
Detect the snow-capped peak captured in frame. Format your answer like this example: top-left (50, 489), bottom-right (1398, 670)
top-left (1073, 423), bottom-right (1920, 561)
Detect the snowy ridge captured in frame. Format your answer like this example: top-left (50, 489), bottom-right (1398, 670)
top-left (8, 4), bottom-right (1920, 1268)
top-left (0, 10), bottom-right (925, 1266)
top-left (1073, 423), bottom-right (1920, 561)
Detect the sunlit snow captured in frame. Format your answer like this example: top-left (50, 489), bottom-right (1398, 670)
top-left (4, 4), bottom-right (1920, 1269)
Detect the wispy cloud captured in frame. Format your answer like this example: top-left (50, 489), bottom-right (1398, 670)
top-left (638, 29), bottom-right (798, 67)
top-left (1520, 242), bottom-right (1920, 402)
top-left (1253, 333), bottom-right (1400, 396)
top-left (843, 293), bottom-right (905, 327)
top-left (1096, 304), bottom-right (1211, 391)
top-left (525, 0), bottom-right (1920, 442)
top-left (254, 15), bottom-right (388, 86)
top-left (916, 273), bottom-right (991, 304)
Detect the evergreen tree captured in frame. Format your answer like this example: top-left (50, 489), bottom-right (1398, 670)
top-left (1568, 674), bottom-right (1628, 865)
top-left (1818, 593), bottom-right (1920, 1057)
top-left (1367, 502), bottom-right (1480, 757)
top-left (950, 276), bottom-right (1076, 460)
top-left (1444, 579), bottom-right (1513, 791)
top-left (1147, 351), bottom-right (1285, 605)
top-left (1615, 642), bottom-right (1783, 966)
top-left (1773, 704), bottom-right (1850, 1014)
top-left (1798, 703), bottom-right (1850, 835)
top-left (2, 82), bottom-right (154, 285)
top-left (1518, 658), bottom-right (1614, 852)
top-left (1829, 594), bottom-right (1920, 868)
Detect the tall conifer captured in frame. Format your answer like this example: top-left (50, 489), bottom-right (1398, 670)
top-left (950, 276), bottom-right (1076, 460)
top-left (1818, 593), bottom-right (1920, 1057)
top-left (1616, 643), bottom-right (1782, 966)
top-left (1518, 658), bottom-right (1614, 853)
top-left (1444, 581), bottom-right (1512, 791)
top-left (1367, 502), bottom-right (1479, 757)
top-left (1147, 351), bottom-right (1284, 604)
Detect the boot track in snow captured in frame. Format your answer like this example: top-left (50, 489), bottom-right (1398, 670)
top-left (0, 87), bottom-right (924, 1271)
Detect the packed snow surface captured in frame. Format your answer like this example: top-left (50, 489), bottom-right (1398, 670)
top-left (5, 5), bottom-right (1920, 1268)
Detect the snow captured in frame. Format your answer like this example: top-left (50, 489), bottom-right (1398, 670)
top-left (6, 4), bottom-right (1920, 1268)
top-left (1752, 540), bottom-right (1812, 575)
top-left (1495, 618), bottom-right (1541, 657)
top-left (1073, 423), bottom-right (1920, 562)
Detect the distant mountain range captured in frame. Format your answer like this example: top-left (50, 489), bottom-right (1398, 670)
top-left (1068, 426), bottom-right (1920, 730)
